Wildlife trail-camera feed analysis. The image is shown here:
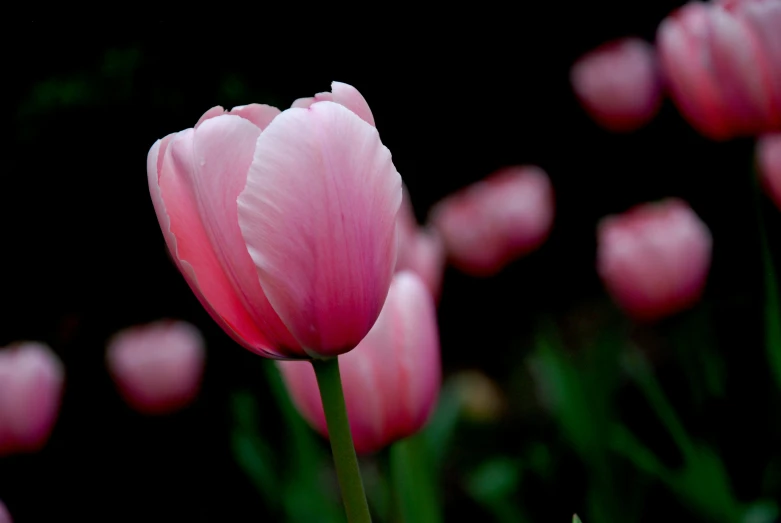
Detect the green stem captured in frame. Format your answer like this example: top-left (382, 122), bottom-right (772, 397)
top-left (312, 357), bottom-right (372, 523)
top-left (752, 169), bottom-right (781, 391)
top-left (390, 435), bottom-right (441, 523)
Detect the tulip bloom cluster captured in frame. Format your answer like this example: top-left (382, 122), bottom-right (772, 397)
top-left (571, 0), bottom-right (781, 141)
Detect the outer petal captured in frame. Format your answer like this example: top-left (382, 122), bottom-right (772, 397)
top-left (238, 102), bottom-right (401, 357)
top-left (292, 82), bottom-right (376, 127)
top-left (195, 104), bottom-right (281, 130)
top-left (152, 122), bottom-right (300, 358)
top-left (329, 81), bottom-right (376, 127)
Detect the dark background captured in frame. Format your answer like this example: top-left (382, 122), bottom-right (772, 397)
top-left (3, 8), bottom-right (780, 522)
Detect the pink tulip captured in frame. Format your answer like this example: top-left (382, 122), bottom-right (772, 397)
top-left (395, 185), bottom-right (446, 300)
top-left (757, 133), bottom-right (781, 210)
top-left (277, 271), bottom-right (441, 454)
top-left (0, 342), bottom-right (64, 456)
top-left (571, 38), bottom-right (663, 132)
top-left (430, 166), bottom-right (554, 276)
top-left (656, 0), bottom-right (781, 140)
top-left (106, 321), bottom-right (206, 415)
top-left (597, 198), bottom-right (713, 322)
top-left (147, 82), bottom-right (401, 359)
top-left (0, 500), bottom-right (10, 523)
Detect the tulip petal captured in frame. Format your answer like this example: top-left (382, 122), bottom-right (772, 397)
top-left (153, 127), bottom-right (286, 358)
top-left (329, 81), bottom-right (376, 127)
top-left (238, 101), bottom-right (401, 356)
top-left (228, 104), bottom-right (281, 130)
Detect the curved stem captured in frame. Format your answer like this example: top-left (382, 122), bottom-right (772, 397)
top-left (312, 357), bottom-right (372, 523)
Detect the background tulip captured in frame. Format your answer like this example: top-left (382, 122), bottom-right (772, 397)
top-left (106, 320), bottom-right (206, 415)
top-left (570, 37), bottom-right (662, 132)
top-left (0, 500), bottom-right (10, 523)
top-left (277, 271), bottom-right (441, 455)
top-left (396, 185), bottom-right (446, 300)
top-left (147, 83), bottom-right (401, 359)
top-left (757, 133), bottom-right (781, 211)
top-left (597, 198), bottom-right (713, 321)
top-left (0, 342), bottom-right (64, 456)
top-left (656, 0), bottom-right (781, 140)
top-left (430, 165), bottom-right (555, 276)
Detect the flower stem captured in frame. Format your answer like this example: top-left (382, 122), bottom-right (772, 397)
top-left (312, 357), bottom-right (372, 523)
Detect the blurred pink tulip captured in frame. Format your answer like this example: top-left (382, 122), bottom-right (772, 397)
top-left (430, 166), bottom-right (554, 276)
top-left (0, 342), bottom-right (64, 456)
top-left (147, 82), bottom-right (401, 359)
top-left (657, 0), bottom-right (781, 140)
top-left (395, 185), bottom-right (446, 300)
top-left (106, 321), bottom-right (206, 415)
top-left (277, 271), bottom-right (441, 454)
top-left (571, 38), bottom-right (662, 132)
top-left (0, 500), bottom-right (10, 523)
top-left (597, 198), bottom-right (713, 322)
top-left (757, 133), bottom-right (781, 210)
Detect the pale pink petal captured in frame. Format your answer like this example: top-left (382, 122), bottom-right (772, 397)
top-left (291, 97), bottom-right (316, 109)
top-left (238, 101), bottom-right (401, 356)
top-left (155, 127), bottom-right (296, 358)
top-left (195, 106), bottom-right (226, 128)
top-left (228, 104), bottom-right (281, 130)
top-left (329, 81), bottom-right (376, 127)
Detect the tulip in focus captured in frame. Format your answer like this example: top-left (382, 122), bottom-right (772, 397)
top-left (757, 133), bottom-right (781, 210)
top-left (0, 500), bottom-right (10, 523)
top-left (597, 198), bottom-right (713, 322)
top-left (147, 81), bottom-right (401, 360)
top-left (0, 342), bottom-right (64, 456)
top-left (277, 271), bottom-right (441, 454)
top-left (395, 185), bottom-right (446, 299)
top-left (570, 37), bottom-right (662, 132)
top-left (106, 321), bottom-right (206, 415)
top-left (430, 166), bottom-right (554, 276)
top-left (656, 0), bottom-right (781, 140)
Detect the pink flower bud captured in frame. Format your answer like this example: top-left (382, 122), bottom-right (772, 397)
top-left (147, 82), bottom-right (401, 359)
top-left (597, 198), bottom-right (713, 321)
top-left (0, 342), bottom-right (64, 456)
top-left (657, 0), bottom-right (781, 140)
top-left (757, 133), bottom-right (781, 210)
top-left (0, 500), bottom-right (11, 523)
top-left (106, 321), bottom-right (206, 415)
top-left (277, 271), bottom-right (441, 454)
top-left (395, 185), bottom-right (446, 300)
top-left (571, 38), bottom-right (663, 132)
top-left (430, 166), bottom-right (554, 276)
